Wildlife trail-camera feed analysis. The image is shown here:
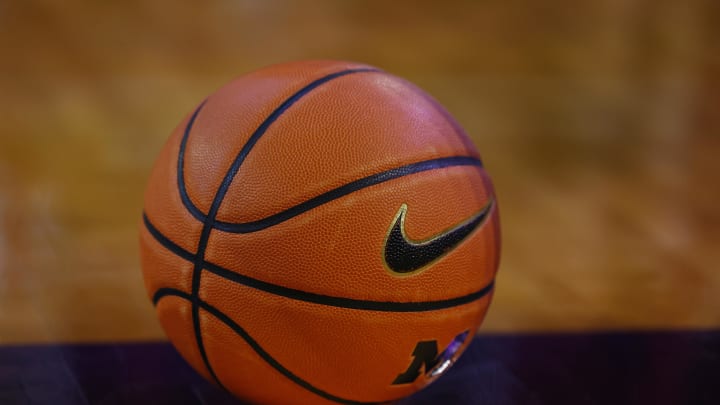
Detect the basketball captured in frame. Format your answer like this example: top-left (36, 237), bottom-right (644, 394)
top-left (139, 60), bottom-right (500, 404)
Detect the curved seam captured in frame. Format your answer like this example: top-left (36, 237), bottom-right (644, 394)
top-left (177, 100), bottom-right (210, 223)
top-left (215, 156), bottom-right (483, 233)
top-left (173, 72), bottom-right (483, 235)
top-left (154, 288), bottom-right (401, 405)
top-left (184, 68), bottom-right (379, 390)
top-left (143, 214), bottom-right (494, 312)
top-left (175, 69), bottom-right (381, 225)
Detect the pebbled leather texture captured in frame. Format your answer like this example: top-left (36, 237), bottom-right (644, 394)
top-left (139, 60), bottom-right (501, 405)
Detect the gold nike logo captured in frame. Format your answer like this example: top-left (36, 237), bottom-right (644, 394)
top-left (383, 198), bottom-right (494, 275)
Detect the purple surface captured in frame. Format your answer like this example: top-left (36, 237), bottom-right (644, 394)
top-left (1, 331), bottom-right (718, 404)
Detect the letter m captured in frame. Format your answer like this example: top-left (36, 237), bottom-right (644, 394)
top-left (392, 340), bottom-right (439, 385)
top-left (391, 330), bottom-right (469, 385)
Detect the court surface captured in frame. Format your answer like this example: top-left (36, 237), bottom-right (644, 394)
top-left (1, 1), bottom-right (719, 404)
top-left (2, 331), bottom-right (719, 404)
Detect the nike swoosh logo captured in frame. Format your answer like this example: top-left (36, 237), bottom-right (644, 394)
top-left (384, 198), bottom-right (494, 274)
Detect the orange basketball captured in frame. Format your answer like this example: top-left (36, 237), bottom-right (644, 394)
top-left (139, 60), bottom-right (500, 404)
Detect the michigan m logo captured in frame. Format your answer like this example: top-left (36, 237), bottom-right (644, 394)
top-left (392, 330), bottom-right (470, 385)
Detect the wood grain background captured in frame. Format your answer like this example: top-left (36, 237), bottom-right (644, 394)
top-left (0, 0), bottom-right (718, 343)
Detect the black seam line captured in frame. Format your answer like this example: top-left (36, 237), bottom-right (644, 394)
top-left (176, 68), bottom-right (381, 224)
top-left (153, 288), bottom-right (397, 405)
top-left (143, 214), bottom-right (495, 312)
top-left (185, 68), bottom-right (380, 392)
top-left (177, 100), bottom-right (223, 390)
top-left (178, 100), bottom-right (209, 223)
top-left (214, 155), bottom-right (483, 233)
top-left (191, 254), bottom-right (223, 387)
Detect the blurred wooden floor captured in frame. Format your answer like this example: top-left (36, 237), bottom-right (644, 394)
top-left (0, 0), bottom-right (718, 343)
